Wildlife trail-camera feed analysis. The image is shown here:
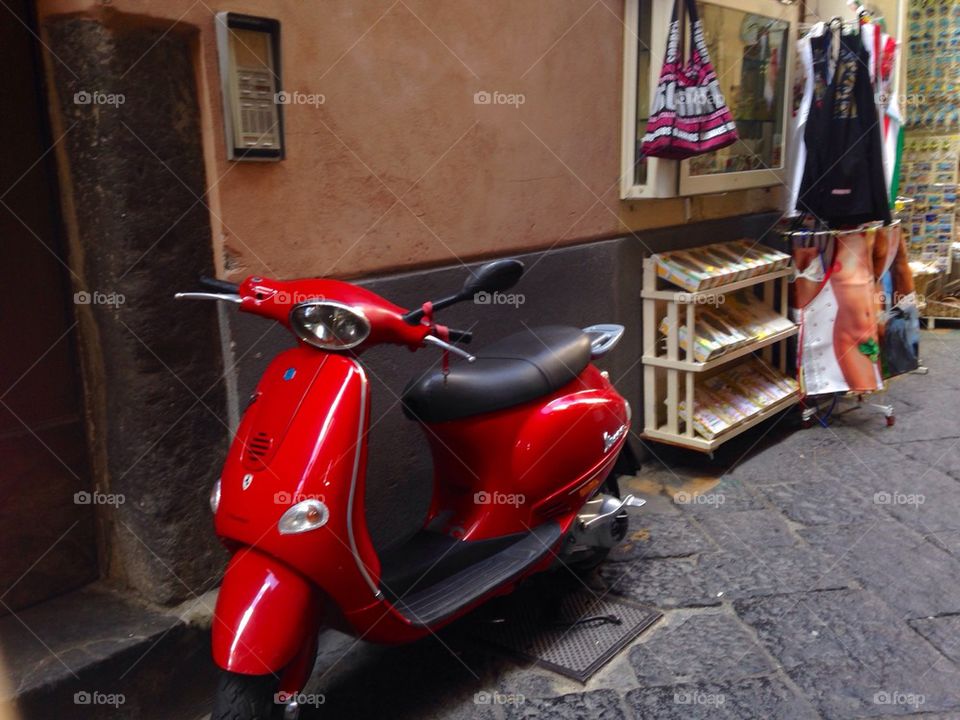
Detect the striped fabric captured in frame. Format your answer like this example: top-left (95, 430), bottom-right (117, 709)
top-left (641, 0), bottom-right (738, 160)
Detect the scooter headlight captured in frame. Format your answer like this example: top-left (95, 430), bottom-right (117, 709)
top-left (210, 479), bottom-right (221, 514)
top-left (290, 301), bottom-right (370, 351)
top-left (278, 499), bottom-right (330, 535)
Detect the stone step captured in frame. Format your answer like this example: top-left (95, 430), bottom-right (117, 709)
top-left (0, 583), bottom-right (217, 720)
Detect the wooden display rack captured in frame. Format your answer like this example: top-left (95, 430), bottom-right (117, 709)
top-left (640, 258), bottom-right (799, 452)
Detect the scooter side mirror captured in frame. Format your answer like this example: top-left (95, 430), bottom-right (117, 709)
top-left (460, 259), bottom-right (524, 298)
top-left (402, 259), bottom-right (524, 325)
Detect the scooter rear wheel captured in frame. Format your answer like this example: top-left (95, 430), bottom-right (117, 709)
top-left (211, 670), bottom-right (284, 720)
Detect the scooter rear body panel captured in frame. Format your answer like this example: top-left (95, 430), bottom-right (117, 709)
top-left (422, 363), bottom-right (630, 540)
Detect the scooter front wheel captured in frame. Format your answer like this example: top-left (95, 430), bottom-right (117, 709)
top-left (211, 670), bottom-right (286, 720)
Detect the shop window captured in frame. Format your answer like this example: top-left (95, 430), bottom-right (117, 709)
top-left (621, 0), bottom-right (798, 198)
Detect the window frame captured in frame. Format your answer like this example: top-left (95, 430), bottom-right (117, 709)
top-left (620, 0), bottom-right (678, 199)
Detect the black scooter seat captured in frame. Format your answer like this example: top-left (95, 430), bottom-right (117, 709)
top-left (401, 325), bottom-right (591, 423)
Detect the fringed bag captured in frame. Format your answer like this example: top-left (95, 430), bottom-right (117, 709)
top-left (641, 0), bottom-right (739, 160)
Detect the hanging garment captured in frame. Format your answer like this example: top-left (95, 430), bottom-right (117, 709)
top-left (871, 220), bottom-right (900, 284)
top-left (862, 22), bottom-right (903, 201)
top-left (887, 223), bottom-right (915, 301)
top-left (797, 27), bottom-right (892, 227)
top-left (861, 20), bottom-right (880, 85)
top-left (872, 219), bottom-right (899, 355)
top-left (792, 227), bottom-right (883, 395)
top-left (792, 28), bottom-right (834, 217)
top-left (786, 23), bottom-right (824, 215)
top-left (874, 222), bottom-right (919, 377)
top-left (793, 249), bottom-right (849, 396)
top-left (882, 304), bottom-right (920, 376)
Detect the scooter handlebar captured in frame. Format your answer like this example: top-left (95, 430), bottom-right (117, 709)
top-left (174, 276), bottom-right (242, 303)
top-left (424, 334), bottom-right (476, 362)
top-left (445, 328), bottom-right (472, 344)
top-left (199, 276), bottom-right (240, 294)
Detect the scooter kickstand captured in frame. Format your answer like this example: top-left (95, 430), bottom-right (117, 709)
top-left (282, 698), bottom-right (300, 720)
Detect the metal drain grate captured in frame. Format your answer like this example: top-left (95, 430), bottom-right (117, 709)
top-left (472, 588), bottom-right (661, 682)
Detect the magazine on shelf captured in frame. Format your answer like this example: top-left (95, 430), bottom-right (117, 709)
top-left (674, 358), bottom-right (799, 440)
top-left (653, 240), bottom-right (791, 293)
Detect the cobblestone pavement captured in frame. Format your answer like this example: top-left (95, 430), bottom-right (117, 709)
top-left (295, 329), bottom-right (960, 720)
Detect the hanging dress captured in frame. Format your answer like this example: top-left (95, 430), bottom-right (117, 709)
top-left (797, 27), bottom-right (892, 228)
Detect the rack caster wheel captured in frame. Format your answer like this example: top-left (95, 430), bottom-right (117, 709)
top-left (802, 419), bottom-right (813, 429)
top-left (886, 415), bottom-right (895, 427)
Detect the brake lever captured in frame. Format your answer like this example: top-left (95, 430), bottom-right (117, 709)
top-left (424, 335), bottom-right (476, 363)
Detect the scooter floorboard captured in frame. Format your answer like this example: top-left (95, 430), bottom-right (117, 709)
top-left (389, 522), bottom-right (562, 627)
top-left (379, 529), bottom-right (529, 600)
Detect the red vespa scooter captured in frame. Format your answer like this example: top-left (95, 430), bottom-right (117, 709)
top-left (176, 260), bottom-right (643, 719)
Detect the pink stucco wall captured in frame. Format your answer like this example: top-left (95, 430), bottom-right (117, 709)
top-left (37, 0), bottom-right (782, 280)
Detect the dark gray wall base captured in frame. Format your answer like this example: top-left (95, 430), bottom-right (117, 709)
top-left (227, 212), bottom-right (782, 550)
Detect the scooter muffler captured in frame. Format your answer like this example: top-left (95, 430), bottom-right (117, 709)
top-left (574, 494), bottom-right (646, 550)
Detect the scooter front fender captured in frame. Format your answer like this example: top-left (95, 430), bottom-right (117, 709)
top-left (212, 548), bottom-right (317, 675)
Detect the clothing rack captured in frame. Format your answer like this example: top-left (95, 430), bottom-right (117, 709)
top-left (790, 0), bottom-right (909, 431)
top-left (782, 221), bottom-right (889, 241)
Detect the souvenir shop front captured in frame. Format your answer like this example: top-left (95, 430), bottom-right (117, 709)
top-left (623, 0), bottom-right (947, 451)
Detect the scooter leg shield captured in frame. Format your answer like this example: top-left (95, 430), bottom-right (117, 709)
top-left (212, 548), bottom-right (316, 675)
